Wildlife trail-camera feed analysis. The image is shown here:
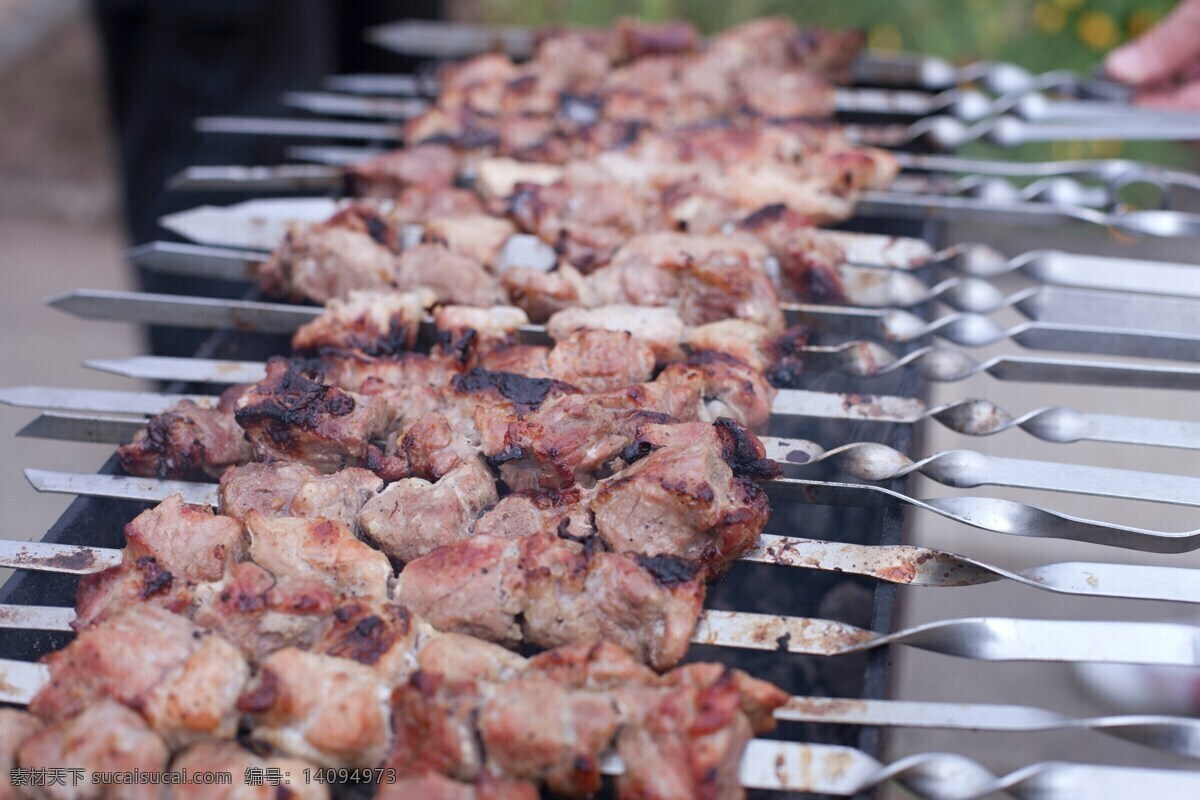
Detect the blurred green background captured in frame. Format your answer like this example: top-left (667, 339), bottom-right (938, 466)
top-left (478, 0), bottom-right (1192, 167)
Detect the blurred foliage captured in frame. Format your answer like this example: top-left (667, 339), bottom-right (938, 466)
top-left (479, 0), bottom-right (1194, 167)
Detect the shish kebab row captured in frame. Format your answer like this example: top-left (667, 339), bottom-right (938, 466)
top-left (0, 495), bottom-right (788, 800)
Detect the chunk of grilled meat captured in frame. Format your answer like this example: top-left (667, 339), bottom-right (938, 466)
top-left (290, 289), bottom-right (435, 356)
top-left (345, 143), bottom-right (463, 197)
top-left (75, 495), bottom-right (245, 628)
top-left (424, 213), bottom-right (517, 268)
top-left (260, 204), bottom-right (401, 303)
top-left (171, 742), bottom-right (329, 800)
top-left (358, 456), bottom-right (499, 563)
top-left (17, 702), bottom-right (169, 800)
top-left (395, 243), bottom-right (507, 307)
top-left (244, 513), bottom-right (393, 600)
top-left (592, 421), bottom-right (774, 572)
top-left (117, 393), bottom-right (253, 481)
top-left (395, 532), bottom-right (705, 670)
top-left (234, 358), bottom-right (391, 474)
top-left (219, 461), bottom-right (383, 531)
top-left (238, 647), bottom-right (394, 769)
top-left (31, 605), bottom-right (249, 748)
top-left (545, 304), bottom-right (687, 362)
top-left (546, 329), bottom-right (657, 393)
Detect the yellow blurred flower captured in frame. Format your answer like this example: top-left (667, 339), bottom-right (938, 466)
top-left (1077, 10), bottom-right (1118, 50)
top-left (1128, 9), bottom-right (1159, 37)
top-left (868, 23), bottom-right (903, 51)
top-left (1090, 139), bottom-right (1123, 157)
top-left (1033, 1), bottom-right (1066, 33)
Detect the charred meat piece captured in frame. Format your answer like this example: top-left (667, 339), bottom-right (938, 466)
top-left (388, 670), bottom-right (485, 781)
top-left (395, 532), bottom-right (705, 670)
top-left (433, 304), bottom-right (532, 366)
top-left (219, 461), bottom-right (383, 531)
top-left (473, 486), bottom-right (595, 542)
top-left (395, 243), bottom-right (506, 307)
top-left (313, 600), bottom-right (426, 686)
top-left (592, 421), bottom-right (774, 573)
top-left (31, 605), bottom-right (249, 748)
top-left (394, 411), bottom-right (476, 481)
top-left (234, 358), bottom-right (391, 474)
top-left (238, 647), bottom-right (392, 769)
top-left (291, 289), bottom-right (435, 356)
top-left (74, 494), bottom-right (246, 628)
top-left (244, 513), bottom-right (393, 600)
top-left (190, 562), bottom-right (336, 665)
top-left (389, 184), bottom-right (485, 224)
top-left (656, 351), bottom-right (776, 432)
top-left (17, 702), bottom-right (168, 800)
top-left (508, 175), bottom-right (645, 270)
top-left (259, 204), bottom-right (400, 304)
top-left (478, 344), bottom-right (552, 379)
top-left (358, 456), bottom-right (499, 563)
top-left (737, 204), bottom-right (847, 303)
top-left (171, 742), bottom-right (330, 800)
top-left (547, 329), bottom-right (656, 393)
top-left (118, 397), bottom-right (252, 481)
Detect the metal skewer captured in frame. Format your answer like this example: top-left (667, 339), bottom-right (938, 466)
top-left (0, 655), bottom-right (1190, 798)
top-left (63, 355), bottom-right (1200, 451)
top-left (10, 528), bottom-right (1200, 606)
top-left (24, 462), bottom-right (1200, 553)
top-left (48, 291), bottom-right (1200, 389)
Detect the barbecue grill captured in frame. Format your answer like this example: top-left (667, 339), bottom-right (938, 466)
top-left (3, 13), bottom-right (1200, 799)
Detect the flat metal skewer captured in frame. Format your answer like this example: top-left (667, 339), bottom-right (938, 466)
top-left (65, 355), bottom-right (1200, 451)
top-left (10, 531), bottom-right (1200, 605)
top-left (50, 286), bottom-right (1200, 388)
top-left (53, 287), bottom-right (1200, 365)
top-left (0, 655), bottom-right (1190, 798)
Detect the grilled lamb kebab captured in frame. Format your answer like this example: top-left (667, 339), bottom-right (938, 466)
top-left (26, 497), bottom-right (787, 798)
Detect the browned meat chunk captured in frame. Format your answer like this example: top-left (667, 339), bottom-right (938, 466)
top-left (478, 677), bottom-right (618, 796)
top-left (239, 648), bottom-right (392, 768)
top-left (389, 671), bottom-right (484, 781)
top-left (118, 398), bottom-right (252, 481)
top-left (172, 742), bottom-right (330, 800)
top-left (473, 486), bottom-right (594, 541)
top-left (396, 533), bottom-right (705, 669)
top-left (547, 305), bottom-right (686, 364)
top-left (259, 205), bottom-right (400, 303)
top-left (17, 702), bottom-right (168, 800)
top-left (591, 422), bottom-right (774, 573)
top-left (394, 412), bottom-right (475, 481)
top-left (313, 600), bottom-right (425, 685)
top-left (345, 143), bottom-right (462, 197)
top-left (424, 213), bottom-right (517, 267)
top-left (190, 562), bottom-right (335, 665)
top-left (478, 345), bottom-right (552, 378)
top-left (389, 185), bottom-right (485, 223)
top-left (291, 289), bottom-right (435, 356)
top-left (234, 358), bottom-right (391, 474)
top-left (501, 264), bottom-right (597, 323)
top-left (219, 461), bottom-right (383, 531)
top-left (654, 353), bottom-right (776, 432)
top-left (74, 494), bottom-right (245, 628)
top-left (737, 204), bottom-right (847, 302)
top-left (358, 456), bottom-right (499, 562)
top-left (244, 513), bottom-right (393, 600)
top-left (31, 605), bottom-right (249, 747)
top-left (547, 329), bottom-right (656, 393)
top-left (395, 244), bottom-right (506, 307)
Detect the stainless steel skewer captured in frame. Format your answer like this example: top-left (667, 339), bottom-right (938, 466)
top-left (67, 355), bottom-right (1200, 451)
top-left (0, 655), bottom-right (1190, 798)
top-left (48, 290), bottom-right (1200, 389)
top-left (51, 287), bottom-right (1200, 365)
top-left (11, 521), bottom-right (1200, 606)
top-left (25, 465), bottom-right (1200, 553)
top-left (123, 238), bottom-right (1200, 329)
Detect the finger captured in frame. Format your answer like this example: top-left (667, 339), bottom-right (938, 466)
top-left (1105, 0), bottom-right (1200, 85)
top-left (1135, 79), bottom-right (1200, 111)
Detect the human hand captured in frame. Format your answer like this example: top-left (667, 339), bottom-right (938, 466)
top-left (1104, 0), bottom-right (1200, 109)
